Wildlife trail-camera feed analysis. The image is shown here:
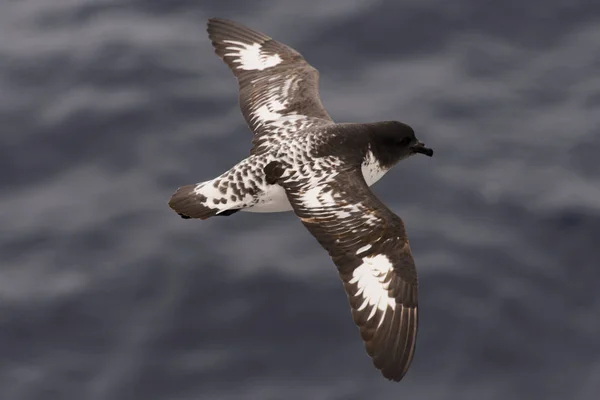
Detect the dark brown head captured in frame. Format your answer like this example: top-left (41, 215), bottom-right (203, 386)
top-left (368, 121), bottom-right (433, 168)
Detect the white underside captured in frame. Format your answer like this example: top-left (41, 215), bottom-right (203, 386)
top-left (241, 183), bottom-right (292, 212)
top-left (242, 154), bottom-right (388, 213)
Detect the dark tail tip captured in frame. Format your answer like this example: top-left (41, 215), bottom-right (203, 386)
top-left (168, 185), bottom-right (218, 220)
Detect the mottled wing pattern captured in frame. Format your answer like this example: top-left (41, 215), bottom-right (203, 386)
top-left (207, 18), bottom-right (334, 153)
top-left (267, 162), bottom-right (419, 381)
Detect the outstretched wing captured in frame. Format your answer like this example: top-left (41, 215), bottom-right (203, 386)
top-left (207, 18), bottom-right (334, 153)
top-left (267, 162), bottom-right (419, 382)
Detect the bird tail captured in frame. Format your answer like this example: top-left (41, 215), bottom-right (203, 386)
top-left (168, 180), bottom-right (241, 220)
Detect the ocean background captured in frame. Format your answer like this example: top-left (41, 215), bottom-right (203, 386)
top-left (2, 0), bottom-right (600, 399)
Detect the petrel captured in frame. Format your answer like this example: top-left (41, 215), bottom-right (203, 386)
top-left (168, 18), bottom-right (434, 382)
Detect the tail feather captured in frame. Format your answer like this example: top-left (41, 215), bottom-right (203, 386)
top-left (168, 182), bottom-right (240, 220)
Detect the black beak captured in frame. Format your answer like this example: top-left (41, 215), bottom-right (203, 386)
top-left (412, 142), bottom-right (434, 157)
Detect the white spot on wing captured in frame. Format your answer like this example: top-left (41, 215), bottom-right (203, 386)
top-left (279, 77), bottom-right (295, 100)
top-left (356, 244), bottom-right (372, 255)
top-left (302, 186), bottom-right (325, 208)
top-left (252, 103), bottom-right (286, 126)
top-left (247, 79), bottom-right (308, 133)
top-left (320, 190), bottom-right (335, 206)
top-left (335, 210), bottom-right (351, 219)
top-left (300, 180), bottom-right (339, 209)
top-left (223, 40), bottom-right (282, 71)
top-left (350, 254), bottom-right (396, 327)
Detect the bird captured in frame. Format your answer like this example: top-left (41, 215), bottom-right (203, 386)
top-left (168, 17), bottom-right (434, 382)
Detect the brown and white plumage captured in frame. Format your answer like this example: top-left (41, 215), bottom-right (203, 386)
top-left (168, 18), bottom-right (435, 382)
top-left (207, 18), bottom-right (334, 154)
top-left (265, 158), bottom-right (419, 381)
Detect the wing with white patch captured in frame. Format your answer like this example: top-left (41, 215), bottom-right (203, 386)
top-left (207, 18), bottom-right (333, 153)
top-left (266, 162), bottom-right (419, 382)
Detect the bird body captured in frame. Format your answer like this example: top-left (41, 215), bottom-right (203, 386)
top-left (168, 18), bottom-right (433, 382)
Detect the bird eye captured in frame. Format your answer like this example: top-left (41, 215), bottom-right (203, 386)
top-left (397, 137), bottom-right (412, 146)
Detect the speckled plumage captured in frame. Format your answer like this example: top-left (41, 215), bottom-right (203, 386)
top-left (168, 18), bottom-right (434, 382)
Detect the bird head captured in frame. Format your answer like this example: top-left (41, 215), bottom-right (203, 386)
top-left (370, 121), bottom-right (433, 168)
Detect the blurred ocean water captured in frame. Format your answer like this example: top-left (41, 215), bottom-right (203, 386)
top-left (1, 1), bottom-right (600, 399)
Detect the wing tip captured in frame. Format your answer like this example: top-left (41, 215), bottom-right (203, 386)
top-left (370, 304), bottom-right (418, 382)
top-left (206, 17), bottom-right (270, 43)
top-left (351, 299), bottom-right (418, 382)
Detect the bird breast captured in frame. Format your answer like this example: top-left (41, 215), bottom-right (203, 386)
top-left (361, 149), bottom-right (389, 187)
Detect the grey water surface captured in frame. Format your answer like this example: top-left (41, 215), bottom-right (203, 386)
top-left (2, 0), bottom-right (600, 399)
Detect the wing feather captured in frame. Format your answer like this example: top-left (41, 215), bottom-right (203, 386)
top-left (207, 18), bottom-right (334, 153)
top-left (269, 163), bottom-right (419, 381)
